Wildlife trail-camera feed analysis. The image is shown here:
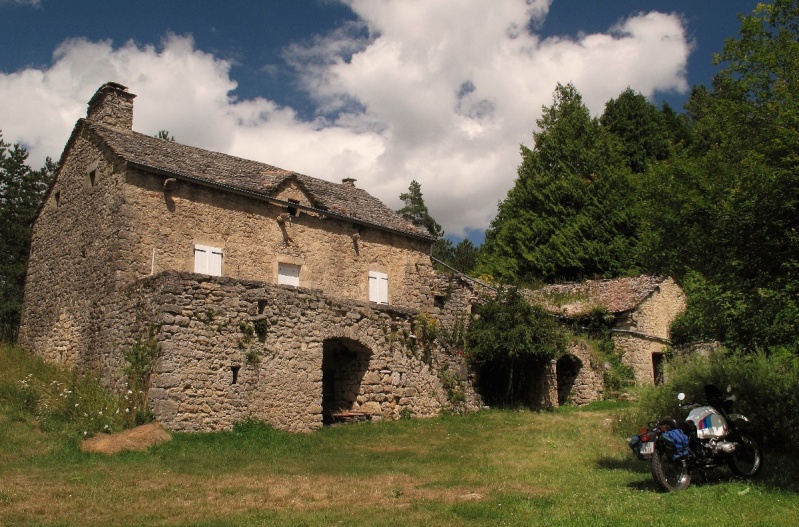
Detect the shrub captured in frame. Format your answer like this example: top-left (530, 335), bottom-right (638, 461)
top-left (616, 348), bottom-right (799, 453)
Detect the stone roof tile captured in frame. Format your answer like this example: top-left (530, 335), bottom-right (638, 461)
top-left (523, 275), bottom-right (667, 316)
top-left (86, 121), bottom-right (432, 240)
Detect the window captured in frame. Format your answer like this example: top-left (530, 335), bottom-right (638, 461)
top-left (287, 199), bottom-right (299, 216)
top-left (89, 170), bottom-right (96, 187)
top-left (368, 271), bottom-right (388, 304)
top-left (194, 244), bottom-right (223, 276)
top-left (277, 262), bottom-right (300, 286)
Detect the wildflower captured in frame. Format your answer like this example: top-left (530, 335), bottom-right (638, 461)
top-left (98, 411), bottom-right (103, 416)
top-left (125, 408), bottom-right (130, 413)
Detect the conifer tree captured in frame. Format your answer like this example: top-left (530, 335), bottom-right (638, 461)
top-left (0, 133), bottom-right (54, 340)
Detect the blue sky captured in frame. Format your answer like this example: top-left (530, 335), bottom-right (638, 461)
top-left (0, 0), bottom-right (759, 242)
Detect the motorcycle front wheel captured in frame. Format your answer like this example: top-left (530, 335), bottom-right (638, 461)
top-left (728, 433), bottom-right (763, 478)
top-left (651, 446), bottom-right (691, 492)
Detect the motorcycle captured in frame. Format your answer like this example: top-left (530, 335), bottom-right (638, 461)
top-left (629, 384), bottom-right (763, 491)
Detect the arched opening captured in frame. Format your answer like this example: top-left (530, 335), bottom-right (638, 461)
top-left (322, 338), bottom-right (372, 425)
top-left (556, 354), bottom-right (582, 406)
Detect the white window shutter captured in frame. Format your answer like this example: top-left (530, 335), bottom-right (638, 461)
top-left (194, 246), bottom-right (208, 274)
top-left (379, 274), bottom-right (388, 304)
top-left (209, 249), bottom-right (223, 276)
top-left (194, 245), bottom-right (222, 276)
top-left (368, 271), bottom-right (388, 304)
top-left (278, 263), bottom-right (300, 286)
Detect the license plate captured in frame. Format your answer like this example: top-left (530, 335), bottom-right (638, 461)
top-left (640, 441), bottom-right (654, 455)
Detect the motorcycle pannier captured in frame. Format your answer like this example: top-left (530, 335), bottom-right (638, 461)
top-left (661, 429), bottom-right (690, 460)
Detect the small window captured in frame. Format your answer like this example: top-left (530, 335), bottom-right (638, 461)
top-left (287, 199), bottom-right (299, 216)
top-left (194, 244), bottom-right (223, 276)
top-left (368, 271), bottom-right (389, 304)
top-left (54, 191), bottom-right (61, 207)
top-left (89, 170), bottom-right (96, 187)
top-left (278, 262), bottom-right (300, 286)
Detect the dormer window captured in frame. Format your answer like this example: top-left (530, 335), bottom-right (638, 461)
top-left (287, 199), bottom-right (299, 216)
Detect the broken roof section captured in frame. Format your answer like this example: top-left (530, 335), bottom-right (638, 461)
top-left (67, 82), bottom-right (434, 241)
top-left (523, 275), bottom-right (669, 317)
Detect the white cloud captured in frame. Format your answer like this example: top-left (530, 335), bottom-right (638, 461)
top-left (0, 0), bottom-right (691, 238)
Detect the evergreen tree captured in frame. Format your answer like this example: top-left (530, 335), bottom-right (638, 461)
top-left (397, 180), bottom-right (443, 238)
top-left (477, 83), bottom-right (638, 284)
top-left (640, 0), bottom-right (799, 350)
top-left (155, 130), bottom-right (175, 141)
top-left (600, 87), bottom-right (672, 174)
top-left (0, 133), bottom-right (55, 340)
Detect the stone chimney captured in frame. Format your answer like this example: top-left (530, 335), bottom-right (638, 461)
top-left (86, 82), bottom-right (136, 130)
top-left (342, 178), bottom-right (357, 188)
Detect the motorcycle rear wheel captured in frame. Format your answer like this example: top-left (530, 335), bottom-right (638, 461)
top-left (651, 446), bottom-right (691, 492)
top-left (728, 433), bottom-right (763, 478)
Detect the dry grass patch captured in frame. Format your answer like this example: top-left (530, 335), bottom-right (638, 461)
top-left (80, 423), bottom-right (171, 454)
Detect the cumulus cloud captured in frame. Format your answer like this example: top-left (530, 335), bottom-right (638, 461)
top-left (0, 0), bottom-right (691, 238)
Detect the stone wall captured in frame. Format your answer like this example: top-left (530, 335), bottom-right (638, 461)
top-left (615, 278), bottom-right (685, 384)
top-left (536, 340), bottom-right (604, 408)
top-left (121, 169), bottom-right (436, 311)
top-left (18, 127), bottom-right (129, 376)
top-left (113, 271), bottom-right (480, 432)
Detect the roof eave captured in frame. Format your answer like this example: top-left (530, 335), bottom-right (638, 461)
top-left (124, 161), bottom-right (436, 243)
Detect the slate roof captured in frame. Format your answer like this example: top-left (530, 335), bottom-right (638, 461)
top-left (82, 120), bottom-right (433, 240)
top-left (522, 275), bottom-right (668, 316)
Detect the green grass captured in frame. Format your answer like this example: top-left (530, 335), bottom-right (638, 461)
top-left (1, 343), bottom-right (798, 526)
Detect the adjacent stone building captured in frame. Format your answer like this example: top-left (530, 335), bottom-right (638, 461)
top-left (525, 275), bottom-right (686, 396)
top-left (19, 82), bottom-right (480, 432)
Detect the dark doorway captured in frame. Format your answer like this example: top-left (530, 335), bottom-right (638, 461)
top-left (556, 354), bottom-right (582, 406)
top-left (652, 353), bottom-right (665, 385)
top-left (322, 338), bottom-right (371, 425)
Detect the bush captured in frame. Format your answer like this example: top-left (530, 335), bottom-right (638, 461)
top-left (617, 349), bottom-right (799, 453)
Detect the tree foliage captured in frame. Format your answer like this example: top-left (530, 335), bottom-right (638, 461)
top-left (396, 179), bottom-right (481, 274)
top-left (0, 133), bottom-right (55, 341)
top-left (638, 0), bottom-right (799, 351)
top-left (466, 288), bottom-right (567, 406)
top-left (477, 83), bottom-right (639, 284)
top-left (397, 179), bottom-right (443, 239)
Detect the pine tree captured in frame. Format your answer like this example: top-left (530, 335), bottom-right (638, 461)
top-left (0, 133), bottom-right (55, 340)
top-left (477, 84), bottom-right (637, 284)
top-left (397, 180), bottom-right (443, 238)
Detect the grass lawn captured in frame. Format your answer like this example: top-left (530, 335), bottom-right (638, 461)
top-left (1, 343), bottom-right (797, 526)
top-left (1, 407), bottom-right (798, 527)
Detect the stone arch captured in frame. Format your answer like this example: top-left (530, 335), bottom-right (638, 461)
top-left (321, 337), bottom-right (373, 425)
top-left (556, 354), bottom-right (582, 406)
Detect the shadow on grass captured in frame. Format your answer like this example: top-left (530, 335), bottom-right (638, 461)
top-left (596, 455), bottom-right (648, 473)
top-left (603, 450), bottom-right (799, 495)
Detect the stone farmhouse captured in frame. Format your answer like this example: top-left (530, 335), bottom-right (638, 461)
top-left (19, 83), bottom-right (685, 429)
top-left (525, 275), bottom-right (686, 400)
top-left (19, 82), bottom-right (481, 432)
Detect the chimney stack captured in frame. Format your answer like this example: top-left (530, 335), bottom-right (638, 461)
top-left (342, 178), bottom-right (357, 188)
top-left (86, 82), bottom-right (136, 130)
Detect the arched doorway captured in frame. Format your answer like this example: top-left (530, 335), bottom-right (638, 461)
top-left (556, 354), bottom-right (582, 406)
top-left (322, 338), bottom-right (372, 425)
